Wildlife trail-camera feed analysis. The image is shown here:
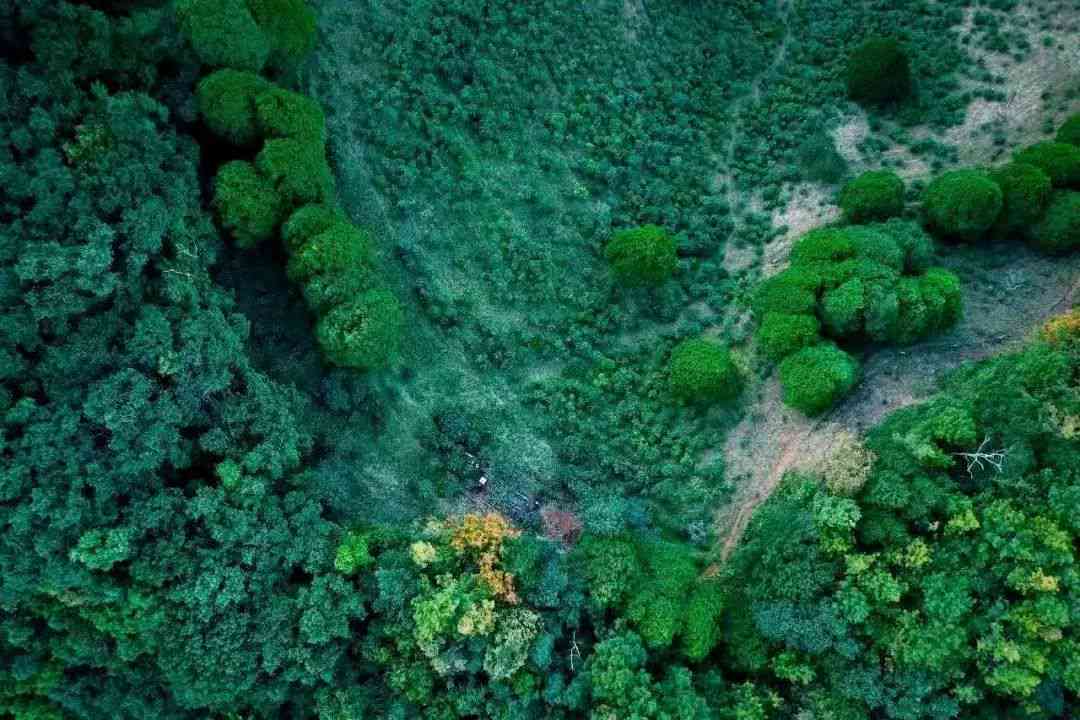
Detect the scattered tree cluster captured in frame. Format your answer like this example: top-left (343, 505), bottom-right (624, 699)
top-left (754, 222), bottom-right (961, 414)
top-left (184, 13), bottom-right (404, 369)
top-left (922, 114), bottom-right (1080, 252)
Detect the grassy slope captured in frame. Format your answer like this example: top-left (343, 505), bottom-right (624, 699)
top-left (295, 0), bottom-right (1076, 549)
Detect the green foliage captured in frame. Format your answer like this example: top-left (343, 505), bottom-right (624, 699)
top-left (839, 170), bottom-right (905, 223)
top-left (752, 269), bottom-right (820, 319)
top-left (196, 69), bottom-right (271, 145)
top-left (255, 87), bottom-right (326, 142)
top-left (1014, 141), bottom-right (1080, 188)
top-left (316, 289), bottom-right (405, 370)
top-left (175, 0), bottom-right (269, 72)
top-left (282, 204), bottom-right (343, 252)
top-left (730, 334), bottom-right (1080, 719)
top-left (668, 338), bottom-right (741, 404)
top-left (796, 131), bottom-right (849, 185)
top-left (604, 225), bottom-right (678, 287)
top-left (988, 161), bottom-right (1053, 236)
top-left (778, 343), bottom-right (858, 416)
top-left (846, 37), bottom-right (911, 105)
top-left (821, 278), bottom-right (865, 337)
top-left (923, 169), bottom-right (1003, 240)
top-left (757, 313), bottom-right (821, 362)
top-left (245, 0), bottom-right (317, 71)
top-left (255, 137), bottom-right (335, 206)
top-left (1057, 113), bottom-right (1080, 147)
top-left (1031, 191), bottom-right (1080, 254)
top-left (213, 160), bottom-right (285, 248)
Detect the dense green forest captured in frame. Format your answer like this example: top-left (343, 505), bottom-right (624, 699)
top-left (0, 1), bottom-right (1078, 718)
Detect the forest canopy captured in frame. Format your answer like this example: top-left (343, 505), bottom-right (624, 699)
top-left (0, 1), bottom-right (1078, 719)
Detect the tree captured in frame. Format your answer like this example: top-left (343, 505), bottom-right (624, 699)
top-left (196, 69), bottom-right (271, 145)
top-left (1057, 113), bottom-right (1080, 147)
top-left (175, 0), bottom-right (269, 72)
top-left (256, 137), bottom-right (335, 206)
top-left (603, 225), bottom-right (678, 287)
top-left (1014, 142), bottom-right (1080, 189)
top-left (1032, 191), bottom-right (1080, 254)
top-left (846, 37), bottom-right (911, 105)
top-left (758, 313), bottom-right (821, 362)
top-left (315, 288), bottom-right (405, 369)
top-left (245, 0), bottom-right (317, 71)
top-left (988, 162), bottom-right (1052, 237)
top-left (212, 160), bottom-right (284, 248)
top-left (839, 170), bottom-right (905, 223)
top-left (669, 338), bottom-right (741, 404)
top-left (779, 343), bottom-right (858, 415)
top-left (922, 169), bottom-right (1003, 240)
top-left (255, 86), bottom-right (326, 142)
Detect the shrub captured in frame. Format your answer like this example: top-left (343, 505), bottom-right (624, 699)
top-left (212, 160), bottom-right (284, 248)
top-left (789, 228), bottom-right (855, 266)
top-left (846, 37), bottom-right (912, 105)
top-left (254, 87), bottom-right (326, 142)
top-left (1057, 113), bottom-right (1080, 147)
top-left (918, 267), bottom-right (963, 332)
top-left (839, 170), bottom-right (905, 223)
top-left (821, 278), bottom-right (865, 338)
top-left (752, 269), bottom-right (820, 319)
top-left (848, 227), bottom-right (904, 271)
top-left (255, 137), bottom-right (334, 206)
top-left (758, 313), bottom-right (821, 362)
top-left (988, 162), bottom-right (1052, 235)
top-left (315, 288), bottom-right (405, 369)
top-left (302, 266), bottom-right (375, 315)
top-left (196, 69), bottom-right (271, 145)
top-left (286, 221), bottom-right (371, 284)
top-left (668, 338), bottom-right (741, 404)
top-left (175, 0), bottom-right (269, 72)
top-left (796, 132), bottom-right (848, 185)
top-left (282, 204), bottom-right (342, 252)
top-left (603, 225), bottom-right (677, 286)
top-left (922, 169), bottom-right (1002, 240)
top-left (245, 0), bottom-right (317, 70)
top-left (872, 219), bottom-right (935, 274)
top-left (779, 343), bottom-right (859, 415)
top-left (1031, 191), bottom-right (1080, 254)
top-left (1014, 142), bottom-right (1080, 188)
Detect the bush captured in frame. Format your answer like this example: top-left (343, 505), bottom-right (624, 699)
top-left (1013, 142), bottom-right (1080, 189)
top-left (821, 278), bottom-right (865, 337)
top-left (315, 288), bottom-right (405, 370)
top-left (255, 137), bottom-right (335, 206)
top-left (846, 37), bottom-right (911, 105)
top-left (282, 204), bottom-right (343, 252)
top-left (796, 132), bottom-right (848, 185)
top-left (839, 170), bottom-right (905, 223)
top-left (668, 338), bottom-right (741, 404)
top-left (286, 221), bottom-right (371, 284)
top-left (758, 313), bottom-right (821, 362)
top-left (752, 269), bottom-right (820, 319)
top-left (603, 225), bottom-right (677, 286)
top-left (779, 343), bottom-right (859, 415)
top-left (871, 219), bottom-right (935, 274)
top-left (922, 169), bottom-right (1002, 240)
top-left (789, 228), bottom-right (855, 266)
top-left (988, 162), bottom-right (1052, 235)
top-left (196, 69), bottom-right (271, 145)
top-left (1057, 113), bottom-right (1080, 147)
top-left (254, 87), bottom-right (326, 142)
top-left (1032, 191), bottom-right (1080, 254)
top-left (212, 160), bottom-right (284, 248)
top-left (175, 0), bottom-right (269, 72)
top-left (245, 0), bottom-right (317, 70)
top-left (891, 268), bottom-right (961, 344)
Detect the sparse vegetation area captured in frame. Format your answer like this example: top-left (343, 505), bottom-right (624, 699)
top-left (1, 0), bottom-right (1078, 717)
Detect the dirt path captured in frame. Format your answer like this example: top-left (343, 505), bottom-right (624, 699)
top-left (716, 245), bottom-right (1080, 561)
